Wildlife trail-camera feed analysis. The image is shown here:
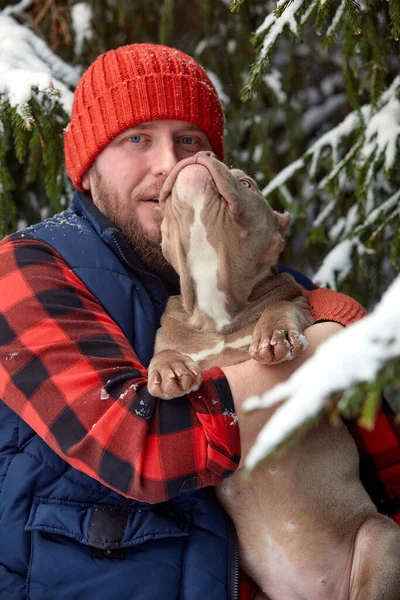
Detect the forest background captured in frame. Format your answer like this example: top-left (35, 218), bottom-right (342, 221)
top-left (0, 0), bottom-right (399, 458)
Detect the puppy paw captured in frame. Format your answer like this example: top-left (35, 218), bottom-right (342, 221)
top-left (249, 326), bottom-right (308, 364)
top-left (148, 350), bottom-right (203, 399)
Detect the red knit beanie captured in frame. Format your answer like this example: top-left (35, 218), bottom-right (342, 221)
top-left (64, 43), bottom-right (225, 191)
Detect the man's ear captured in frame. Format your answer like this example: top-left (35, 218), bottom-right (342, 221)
top-left (81, 170), bottom-right (91, 191)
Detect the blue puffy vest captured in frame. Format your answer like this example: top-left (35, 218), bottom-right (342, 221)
top-left (0, 192), bottom-right (240, 600)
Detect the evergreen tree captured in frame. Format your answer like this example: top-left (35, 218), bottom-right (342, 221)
top-left (0, 0), bottom-right (398, 446)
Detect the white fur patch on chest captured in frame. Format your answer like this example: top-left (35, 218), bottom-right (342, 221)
top-left (187, 192), bottom-right (231, 330)
top-left (188, 335), bottom-right (252, 363)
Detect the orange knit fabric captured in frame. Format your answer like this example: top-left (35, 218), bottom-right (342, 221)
top-left (64, 44), bottom-right (225, 191)
top-left (304, 287), bottom-right (367, 325)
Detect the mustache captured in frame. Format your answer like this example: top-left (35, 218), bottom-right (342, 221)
top-left (135, 181), bottom-right (165, 200)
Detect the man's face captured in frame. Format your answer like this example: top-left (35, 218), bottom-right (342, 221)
top-left (82, 120), bottom-right (213, 270)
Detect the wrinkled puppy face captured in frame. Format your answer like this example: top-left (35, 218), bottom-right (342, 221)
top-left (158, 152), bottom-right (290, 286)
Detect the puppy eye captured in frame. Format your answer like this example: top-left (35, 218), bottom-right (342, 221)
top-left (240, 179), bottom-right (252, 188)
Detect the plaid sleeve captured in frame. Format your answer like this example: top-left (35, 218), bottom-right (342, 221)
top-left (0, 237), bottom-right (240, 503)
top-left (344, 401), bottom-right (400, 524)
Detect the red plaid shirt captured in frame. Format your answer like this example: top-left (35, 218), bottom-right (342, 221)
top-left (0, 236), bottom-right (399, 525)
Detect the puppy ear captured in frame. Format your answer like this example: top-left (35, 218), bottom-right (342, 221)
top-left (274, 211), bottom-right (291, 234)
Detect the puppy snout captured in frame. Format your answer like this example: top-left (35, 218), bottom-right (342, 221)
top-left (196, 151), bottom-right (217, 159)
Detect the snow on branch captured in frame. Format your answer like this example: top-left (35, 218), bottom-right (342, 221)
top-left (360, 96), bottom-right (400, 171)
top-left (256, 0), bottom-right (306, 60)
top-left (313, 238), bottom-right (356, 289)
top-left (262, 157), bottom-right (304, 196)
top-left (71, 3), bottom-right (93, 56)
top-left (325, 0), bottom-right (346, 38)
top-left (2, 0), bottom-right (33, 16)
top-left (0, 13), bottom-right (80, 115)
top-left (243, 274), bottom-right (400, 469)
top-left (261, 75), bottom-right (400, 289)
top-left (264, 75), bottom-right (400, 196)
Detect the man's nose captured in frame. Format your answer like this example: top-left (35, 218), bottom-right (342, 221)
top-left (153, 144), bottom-right (179, 178)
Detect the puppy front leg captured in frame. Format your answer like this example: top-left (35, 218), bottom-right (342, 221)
top-left (249, 297), bottom-right (314, 364)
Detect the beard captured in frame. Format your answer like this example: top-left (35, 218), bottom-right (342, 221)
top-left (89, 164), bottom-right (174, 276)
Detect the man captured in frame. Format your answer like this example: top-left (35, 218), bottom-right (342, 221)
top-left (0, 44), bottom-right (398, 600)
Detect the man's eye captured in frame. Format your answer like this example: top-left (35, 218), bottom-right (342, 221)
top-left (240, 179), bottom-right (252, 188)
top-left (128, 135), bottom-right (144, 143)
top-left (181, 137), bottom-right (196, 145)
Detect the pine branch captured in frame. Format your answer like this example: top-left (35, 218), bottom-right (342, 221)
top-left (344, 0), bottom-right (362, 36)
top-left (242, 0), bottom-right (305, 101)
top-left (324, 0), bottom-right (346, 47)
top-left (230, 0), bottom-right (247, 13)
top-left (388, 0), bottom-right (400, 41)
top-left (159, 0), bottom-right (175, 45)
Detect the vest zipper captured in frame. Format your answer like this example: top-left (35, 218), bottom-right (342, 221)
top-left (230, 521), bottom-right (240, 600)
top-left (111, 232), bottom-right (168, 303)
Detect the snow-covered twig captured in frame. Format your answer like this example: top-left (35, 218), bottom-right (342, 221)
top-left (243, 275), bottom-right (400, 469)
top-left (264, 75), bottom-right (400, 196)
top-left (360, 97), bottom-right (400, 171)
top-left (354, 188), bottom-right (400, 234)
top-left (256, 0), bottom-right (306, 60)
top-left (0, 14), bottom-right (80, 114)
top-left (326, 0), bottom-right (346, 38)
top-left (262, 157), bottom-right (304, 196)
top-left (71, 2), bottom-right (93, 56)
top-left (2, 0), bottom-right (33, 16)
top-left (312, 238), bottom-right (357, 289)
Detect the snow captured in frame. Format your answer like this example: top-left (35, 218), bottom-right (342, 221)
top-left (194, 39), bottom-right (208, 57)
top-left (326, 0), bottom-right (346, 38)
top-left (300, 0), bottom-right (319, 25)
top-left (71, 3), bottom-right (93, 56)
top-left (312, 238), bottom-right (355, 289)
top-left (354, 188), bottom-right (400, 237)
top-left (2, 0), bottom-right (33, 16)
top-left (227, 40), bottom-right (237, 54)
top-left (262, 157), bottom-right (304, 196)
top-left (328, 204), bottom-right (358, 241)
top-left (263, 69), bottom-right (287, 104)
top-left (360, 97), bottom-right (400, 171)
top-left (264, 76), bottom-right (400, 198)
top-left (253, 144), bottom-right (263, 164)
top-left (100, 388), bottom-right (110, 400)
top-left (206, 70), bottom-right (230, 106)
top-left (302, 94), bottom-right (347, 135)
top-left (244, 274), bottom-right (400, 469)
top-left (320, 73), bottom-right (344, 96)
top-left (259, 72), bottom-right (400, 290)
top-left (257, 0), bottom-right (305, 59)
top-left (312, 199), bottom-right (335, 228)
top-left (0, 12), bottom-right (80, 115)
